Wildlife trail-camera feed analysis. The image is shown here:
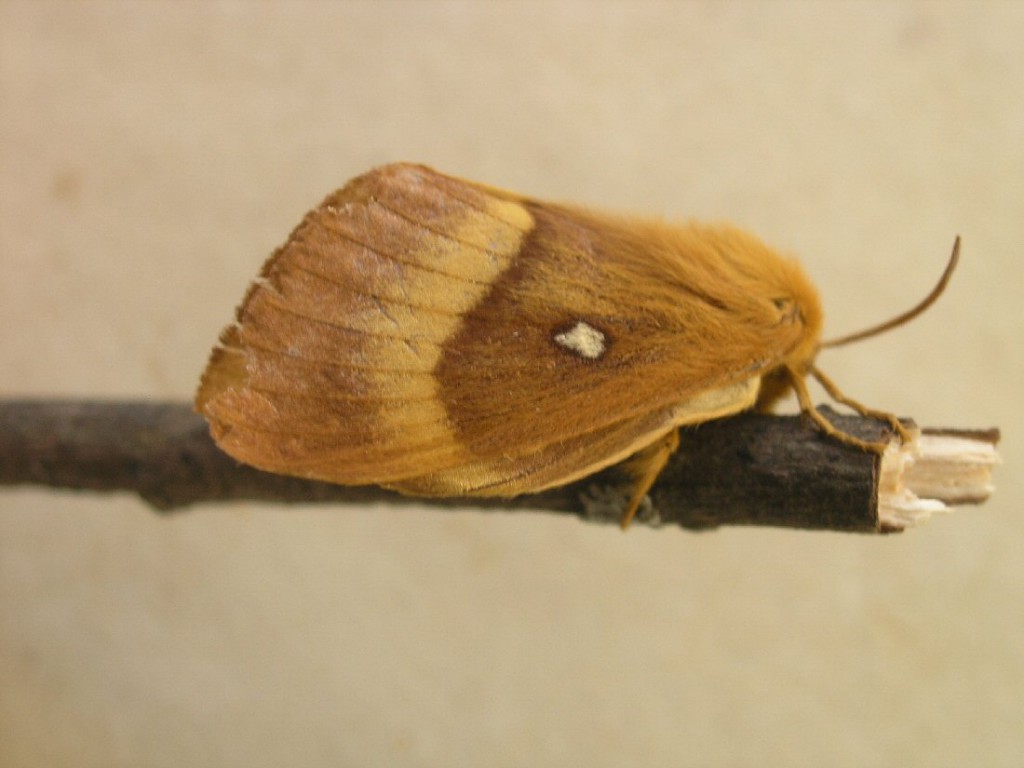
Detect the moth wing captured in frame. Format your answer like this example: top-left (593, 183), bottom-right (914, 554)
top-left (392, 376), bottom-right (762, 497)
top-left (197, 163), bottom-right (536, 483)
top-left (197, 163), bottom-right (808, 495)
top-left (388, 183), bottom-right (811, 495)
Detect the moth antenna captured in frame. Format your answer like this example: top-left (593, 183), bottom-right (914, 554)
top-left (822, 236), bottom-right (960, 349)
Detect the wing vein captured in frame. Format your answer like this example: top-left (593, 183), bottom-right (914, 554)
top-left (314, 213), bottom-right (495, 286)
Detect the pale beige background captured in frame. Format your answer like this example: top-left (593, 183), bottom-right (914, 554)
top-left (1, 2), bottom-right (1021, 766)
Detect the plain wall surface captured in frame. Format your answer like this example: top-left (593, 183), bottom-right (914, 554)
top-left (1, 2), bottom-right (1021, 766)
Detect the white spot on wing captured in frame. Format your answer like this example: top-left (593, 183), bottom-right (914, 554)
top-left (554, 321), bottom-right (606, 360)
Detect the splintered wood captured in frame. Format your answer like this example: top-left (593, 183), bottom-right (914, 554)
top-left (879, 429), bottom-right (1001, 530)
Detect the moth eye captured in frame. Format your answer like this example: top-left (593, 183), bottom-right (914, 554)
top-left (772, 297), bottom-right (800, 323)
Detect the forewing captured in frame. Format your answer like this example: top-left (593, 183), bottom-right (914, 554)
top-left (197, 164), bottom-right (531, 482)
top-left (197, 164), bottom-right (800, 494)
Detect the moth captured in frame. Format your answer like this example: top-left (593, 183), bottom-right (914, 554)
top-left (196, 163), bottom-right (958, 527)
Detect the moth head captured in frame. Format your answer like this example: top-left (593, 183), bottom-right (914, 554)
top-left (758, 236), bottom-right (960, 414)
top-left (752, 270), bottom-right (825, 412)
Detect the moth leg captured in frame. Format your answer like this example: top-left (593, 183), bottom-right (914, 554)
top-left (619, 429), bottom-right (680, 529)
top-left (808, 364), bottom-right (914, 444)
top-left (786, 367), bottom-right (890, 454)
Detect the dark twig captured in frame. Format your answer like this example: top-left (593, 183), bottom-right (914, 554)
top-left (0, 399), bottom-right (998, 533)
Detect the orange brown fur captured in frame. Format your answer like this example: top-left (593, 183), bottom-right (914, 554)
top-left (196, 164), bottom-right (829, 519)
